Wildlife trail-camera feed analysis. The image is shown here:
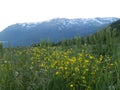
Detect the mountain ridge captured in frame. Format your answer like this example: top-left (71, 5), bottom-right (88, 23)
top-left (0, 17), bottom-right (119, 47)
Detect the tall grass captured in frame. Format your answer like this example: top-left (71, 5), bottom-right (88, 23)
top-left (0, 42), bottom-right (119, 90)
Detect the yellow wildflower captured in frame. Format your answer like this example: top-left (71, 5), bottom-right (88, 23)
top-left (55, 71), bottom-right (59, 75)
top-left (70, 84), bottom-right (74, 88)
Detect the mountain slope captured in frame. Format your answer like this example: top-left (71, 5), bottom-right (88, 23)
top-left (0, 17), bottom-right (119, 47)
top-left (110, 19), bottom-right (120, 34)
top-left (110, 20), bottom-right (120, 42)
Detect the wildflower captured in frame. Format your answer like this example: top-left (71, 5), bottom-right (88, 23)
top-left (79, 53), bottom-right (83, 57)
top-left (70, 84), bottom-right (74, 88)
top-left (81, 76), bottom-right (85, 79)
top-left (89, 55), bottom-right (94, 59)
top-left (65, 67), bottom-right (67, 70)
top-left (40, 63), bottom-right (44, 67)
top-left (70, 57), bottom-right (76, 63)
top-left (55, 71), bottom-right (59, 75)
top-left (59, 66), bottom-right (64, 70)
top-left (85, 60), bottom-right (89, 63)
top-left (85, 68), bottom-right (89, 72)
top-left (72, 73), bottom-right (75, 76)
top-left (110, 64), bottom-right (114, 66)
top-left (75, 67), bottom-right (79, 72)
top-left (31, 62), bottom-right (34, 65)
top-left (99, 55), bottom-right (103, 61)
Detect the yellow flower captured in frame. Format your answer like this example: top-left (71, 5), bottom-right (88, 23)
top-left (70, 84), bottom-right (74, 88)
top-left (41, 63), bottom-right (44, 67)
top-left (89, 55), bottom-right (94, 59)
top-left (65, 67), bottom-right (67, 70)
top-left (55, 71), bottom-right (59, 75)
top-left (70, 57), bottom-right (76, 63)
top-left (72, 73), bottom-right (75, 76)
top-left (79, 53), bottom-right (83, 57)
top-left (85, 60), bottom-right (89, 63)
top-left (85, 68), bottom-right (89, 72)
top-left (81, 76), bottom-right (85, 79)
top-left (99, 55), bottom-right (103, 61)
top-left (75, 67), bottom-right (79, 72)
top-left (31, 62), bottom-right (34, 65)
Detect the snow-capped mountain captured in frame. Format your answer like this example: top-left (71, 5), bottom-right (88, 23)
top-left (47, 17), bottom-right (118, 26)
top-left (0, 17), bottom-right (119, 47)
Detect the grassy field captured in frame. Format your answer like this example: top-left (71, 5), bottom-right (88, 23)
top-left (0, 42), bottom-right (120, 90)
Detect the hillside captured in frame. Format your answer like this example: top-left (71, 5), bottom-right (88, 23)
top-left (54, 19), bottom-right (120, 55)
top-left (0, 17), bottom-right (119, 47)
top-left (110, 19), bottom-right (120, 35)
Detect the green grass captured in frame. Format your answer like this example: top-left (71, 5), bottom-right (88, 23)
top-left (0, 43), bottom-right (120, 90)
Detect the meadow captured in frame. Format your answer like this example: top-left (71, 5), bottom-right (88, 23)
top-left (0, 27), bottom-right (120, 90)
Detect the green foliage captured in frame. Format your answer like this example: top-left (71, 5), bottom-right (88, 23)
top-left (110, 19), bottom-right (120, 35)
top-left (52, 26), bottom-right (119, 57)
top-left (0, 43), bottom-right (3, 58)
top-left (0, 42), bottom-right (119, 90)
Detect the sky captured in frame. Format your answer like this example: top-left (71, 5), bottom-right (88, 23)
top-left (0, 0), bottom-right (120, 31)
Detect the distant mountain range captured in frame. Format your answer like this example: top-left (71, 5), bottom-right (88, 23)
top-left (0, 17), bottom-right (119, 47)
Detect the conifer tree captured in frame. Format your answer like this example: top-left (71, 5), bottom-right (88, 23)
top-left (0, 43), bottom-right (3, 58)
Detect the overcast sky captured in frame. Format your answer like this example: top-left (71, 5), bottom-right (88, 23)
top-left (0, 0), bottom-right (120, 31)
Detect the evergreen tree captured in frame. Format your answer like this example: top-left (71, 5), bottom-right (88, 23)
top-left (0, 43), bottom-right (3, 58)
